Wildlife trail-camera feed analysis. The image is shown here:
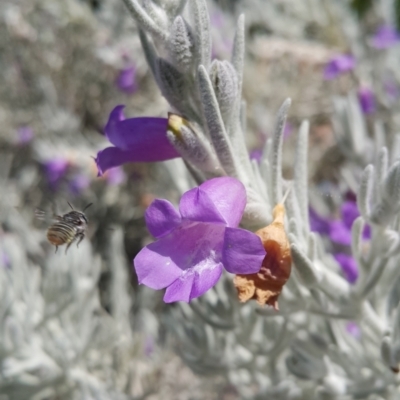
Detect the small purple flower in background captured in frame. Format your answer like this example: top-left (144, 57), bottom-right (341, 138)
top-left (334, 253), bottom-right (358, 284)
top-left (134, 177), bottom-right (265, 303)
top-left (346, 321), bottom-right (361, 339)
top-left (105, 166), bottom-right (126, 186)
top-left (144, 336), bottom-right (154, 357)
top-left (17, 126), bottom-right (34, 145)
top-left (44, 158), bottom-right (69, 190)
top-left (250, 149), bottom-right (262, 163)
top-left (310, 198), bottom-right (369, 284)
top-left (1, 250), bottom-right (10, 269)
top-left (283, 122), bottom-right (294, 139)
top-left (371, 25), bottom-right (400, 49)
top-left (116, 66), bottom-right (137, 94)
top-left (95, 105), bottom-right (180, 175)
top-left (69, 174), bottom-right (90, 196)
top-left (358, 86), bottom-right (376, 115)
top-left (323, 54), bottom-right (355, 80)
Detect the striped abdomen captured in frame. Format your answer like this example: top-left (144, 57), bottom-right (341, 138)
top-left (47, 222), bottom-right (77, 246)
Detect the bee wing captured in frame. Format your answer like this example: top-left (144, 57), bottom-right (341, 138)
top-left (35, 208), bottom-right (62, 222)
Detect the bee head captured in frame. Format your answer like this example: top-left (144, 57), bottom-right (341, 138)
top-left (63, 211), bottom-right (88, 228)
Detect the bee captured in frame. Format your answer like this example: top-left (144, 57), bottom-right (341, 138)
top-left (35, 202), bottom-right (92, 253)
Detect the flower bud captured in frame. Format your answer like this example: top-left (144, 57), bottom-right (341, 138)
top-left (209, 60), bottom-right (238, 119)
top-left (169, 16), bottom-right (194, 73)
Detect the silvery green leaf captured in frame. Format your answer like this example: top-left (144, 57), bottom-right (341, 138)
top-left (294, 120), bottom-right (310, 232)
top-left (139, 29), bottom-right (159, 78)
top-left (121, 0), bottom-right (168, 41)
top-left (209, 60), bottom-right (238, 120)
top-left (290, 240), bottom-right (321, 288)
top-left (142, 0), bottom-right (169, 32)
top-left (271, 98), bottom-right (291, 204)
top-left (190, 0), bottom-right (211, 70)
top-left (197, 65), bottom-right (238, 178)
top-left (167, 119), bottom-right (222, 176)
top-left (156, 58), bottom-right (190, 116)
top-left (169, 16), bottom-right (194, 73)
top-left (357, 164), bottom-right (374, 219)
top-left (231, 14), bottom-right (245, 101)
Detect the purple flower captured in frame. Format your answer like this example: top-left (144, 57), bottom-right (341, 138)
top-left (346, 321), bottom-right (361, 339)
top-left (371, 25), bottom-right (400, 49)
top-left (44, 158), bottom-right (69, 190)
top-left (116, 66), bottom-right (137, 94)
top-left (69, 174), bottom-right (90, 196)
top-left (17, 126), bottom-right (34, 145)
top-left (384, 80), bottom-right (400, 101)
top-left (134, 177), bottom-right (265, 303)
top-left (323, 54), bottom-right (355, 80)
top-left (95, 106), bottom-right (180, 175)
top-left (341, 200), bottom-right (371, 240)
top-left (334, 253), bottom-right (358, 284)
top-left (309, 208), bottom-right (331, 235)
top-left (250, 149), bottom-right (262, 163)
top-left (358, 87), bottom-right (376, 115)
top-left (105, 166), bottom-right (126, 186)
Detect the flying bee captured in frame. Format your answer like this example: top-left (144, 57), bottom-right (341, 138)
top-left (35, 202), bottom-right (92, 253)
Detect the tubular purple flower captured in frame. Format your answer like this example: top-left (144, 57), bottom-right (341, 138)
top-left (358, 87), bottom-right (376, 115)
top-left (95, 105), bottom-right (180, 175)
top-left (134, 177), bottom-right (265, 303)
top-left (371, 25), bottom-right (400, 49)
top-left (323, 54), bottom-right (355, 80)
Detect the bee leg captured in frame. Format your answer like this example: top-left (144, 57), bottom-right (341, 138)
top-left (65, 242), bottom-right (73, 254)
top-left (76, 233), bottom-right (84, 248)
top-left (55, 246), bottom-right (58, 254)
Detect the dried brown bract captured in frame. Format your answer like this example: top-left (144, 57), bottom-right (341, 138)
top-left (234, 203), bottom-right (292, 310)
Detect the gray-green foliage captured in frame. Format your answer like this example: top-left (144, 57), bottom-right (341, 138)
top-left (125, 0), bottom-right (400, 398)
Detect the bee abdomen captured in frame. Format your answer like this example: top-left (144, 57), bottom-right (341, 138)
top-left (47, 223), bottom-right (76, 246)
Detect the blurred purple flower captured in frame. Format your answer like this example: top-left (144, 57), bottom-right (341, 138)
top-left (334, 253), bottom-right (358, 284)
top-left (309, 208), bottom-right (331, 235)
top-left (1, 251), bottom-right (10, 269)
top-left (250, 149), bottom-right (262, 163)
top-left (371, 25), bottom-right (400, 49)
top-left (134, 177), bottom-right (265, 303)
top-left (69, 174), bottom-right (90, 196)
top-left (358, 86), bottom-right (376, 115)
top-left (106, 166), bottom-right (126, 186)
top-left (44, 158), bottom-right (69, 190)
top-left (346, 321), bottom-right (361, 339)
top-left (95, 105), bottom-right (180, 175)
top-left (340, 200), bottom-right (371, 240)
top-left (17, 126), bottom-right (34, 145)
top-left (329, 220), bottom-right (352, 246)
top-left (323, 54), bottom-right (355, 80)
top-left (144, 336), bottom-right (154, 357)
top-left (116, 66), bottom-right (137, 94)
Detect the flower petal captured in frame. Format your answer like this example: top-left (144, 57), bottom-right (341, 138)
top-left (105, 106), bottom-right (179, 158)
top-left (179, 187), bottom-right (226, 225)
top-left (222, 227), bottom-right (266, 274)
top-left (134, 245), bottom-right (183, 290)
top-left (179, 177), bottom-right (246, 227)
top-left (145, 199), bottom-right (182, 238)
top-left (191, 262), bottom-right (223, 299)
top-left (164, 263), bottom-right (223, 303)
top-left (95, 146), bottom-right (139, 175)
top-left (164, 273), bottom-right (195, 303)
top-left (341, 200), bottom-right (360, 230)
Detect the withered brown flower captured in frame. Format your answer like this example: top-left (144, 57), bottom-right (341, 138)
top-left (234, 203), bottom-right (292, 310)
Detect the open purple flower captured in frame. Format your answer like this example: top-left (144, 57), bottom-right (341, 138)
top-left (116, 66), bottom-right (138, 94)
top-left (323, 54), bottom-right (355, 80)
top-left (95, 105), bottom-right (180, 175)
top-left (134, 177), bottom-right (265, 303)
top-left (358, 86), bottom-right (376, 115)
top-left (371, 25), bottom-right (400, 49)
